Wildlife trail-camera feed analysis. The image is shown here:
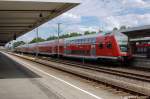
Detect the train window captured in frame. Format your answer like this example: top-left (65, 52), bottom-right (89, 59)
top-left (76, 40), bottom-right (78, 44)
top-left (79, 39), bottom-right (81, 44)
top-left (120, 45), bottom-right (127, 52)
top-left (81, 39), bottom-right (83, 44)
top-left (88, 38), bottom-right (91, 43)
top-left (78, 39), bottom-right (80, 44)
top-left (92, 38), bottom-right (96, 43)
top-left (80, 39), bottom-right (82, 44)
top-left (86, 38), bottom-right (89, 43)
top-left (107, 43), bottom-right (112, 49)
top-left (87, 38), bottom-right (89, 43)
top-left (91, 38), bottom-right (94, 43)
top-left (90, 38), bottom-right (93, 43)
top-left (84, 39), bottom-right (87, 43)
top-left (74, 40), bottom-right (76, 44)
top-left (66, 41), bottom-right (69, 44)
top-left (89, 38), bottom-right (92, 43)
top-left (77, 39), bottom-right (80, 44)
top-left (83, 39), bottom-right (85, 44)
top-left (75, 40), bottom-right (77, 44)
top-left (83, 39), bottom-right (85, 43)
top-left (99, 42), bottom-right (103, 48)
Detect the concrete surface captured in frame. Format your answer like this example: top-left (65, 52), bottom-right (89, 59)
top-left (0, 52), bottom-right (62, 99)
top-left (1, 51), bottom-right (136, 99)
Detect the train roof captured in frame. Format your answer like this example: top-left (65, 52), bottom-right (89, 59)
top-left (16, 32), bottom-right (115, 48)
top-left (64, 33), bottom-right (112, 41)
top-left (16, 38), bottom-right (64, 48)
top-left (130, 37), bottom-right (150, 42)
top-left (120, 25), bottom-right (150, 39)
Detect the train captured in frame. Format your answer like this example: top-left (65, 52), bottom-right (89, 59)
top-left (136, 43), bottom-right (150, 58)
top-left (15, 32), bottom-right (133, 63)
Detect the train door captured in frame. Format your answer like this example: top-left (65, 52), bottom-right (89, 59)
top-left (91, 44), bottom-right (96, 56)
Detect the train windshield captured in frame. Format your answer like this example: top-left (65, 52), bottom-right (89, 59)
top-left (114, 32), bottom-right (128, 52)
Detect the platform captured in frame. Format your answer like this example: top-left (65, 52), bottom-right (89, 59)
top-left (0, 51), bottom-right (131, 99)
top-left (0, 52), bottom-right (62, 99)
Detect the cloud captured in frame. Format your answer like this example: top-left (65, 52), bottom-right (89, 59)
top-left (103, 13), bottom-right (150, 30)
top-left (16, 0), bottom-right (150, 42)
top-left (122, 0), bottom-right (150, 8)
top-left (73, 0), bottom-right (150, 30)
top-left (62, 13), bottom-right (80, 19)
top-left (62, 24), bottom-right (99, 33)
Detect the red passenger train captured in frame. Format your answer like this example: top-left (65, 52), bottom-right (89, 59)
top-left (15, 32), bottom-right (132, 63)
top-left (136, 43), bottom-right (150, 57)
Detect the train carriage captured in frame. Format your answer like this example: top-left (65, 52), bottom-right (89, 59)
top-left (15, 32), bottom-right (132, 63)
top-left (63, 32), bottom-right (131, 62)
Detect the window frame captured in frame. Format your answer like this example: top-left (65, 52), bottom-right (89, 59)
top-left (98, 42), bottom-right (103, 49)
top-left (106, 42), bottom-right (112, 49)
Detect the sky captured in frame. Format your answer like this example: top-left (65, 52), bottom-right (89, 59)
top-left (17, 0), bottom-right (150, 42)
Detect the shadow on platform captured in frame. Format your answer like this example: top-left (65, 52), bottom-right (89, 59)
top-left (0, 52), bottom-right (41, 79)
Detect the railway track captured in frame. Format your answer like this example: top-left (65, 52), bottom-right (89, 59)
top-left (35, 56), bottom-right (150, 83)
top-left (7, 52), bottom-right (150, 97)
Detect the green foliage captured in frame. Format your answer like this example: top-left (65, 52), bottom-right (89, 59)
top-left (46, 32), bottom-right (82, 41)
top-left (84, 31), bottom-right (96, 35)
top-left (113, 27), bottom-right (118, 31)
top-left (69, 32), bottom-right (82, 37)
top-left (59, 34), bottom-right (69, 39)
top-left (46, 31), bottom-right (96, 42)
top-left (13, 41), bottom-right (25, 48)
top-left (47, 36), bottom-right (58, 41)
top-left (120, 25), bottom-right (126, 30)
top-left (30, 37), bottom-right (45, 43)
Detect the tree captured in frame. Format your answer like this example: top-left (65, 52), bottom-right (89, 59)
top-left (69, 32), bottom-right (82, 37)
top-left (120, 25), bottom-right (126, 30)
top-left (47, 36), bottom-right (57, 41)
top-left (84, 31), bottom-right (90, 35)
top-left (113, 27), bottom-right (118, 31)
top-left (13, 41), bottom-right (25, 48)
top-left (84, 31), bottom-right (96, 35)
top-left (60, 34), bottom-right (70, 39)
top-left (30, 37), bottom-right (45, 43)
top-left (46, 32), bottom-right (82, 41)
top-left (91, 31), bottom-right (96, 34)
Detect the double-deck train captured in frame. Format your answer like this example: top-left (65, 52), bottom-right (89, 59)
top-left (15, 32), bottom-right (133, 63)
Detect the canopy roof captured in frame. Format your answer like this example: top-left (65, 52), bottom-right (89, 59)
top-left (0, 0), bottom-right (80, 46)
top-left (121, 25), bottom-right (150, 39)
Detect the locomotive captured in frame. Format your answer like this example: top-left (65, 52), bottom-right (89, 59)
top-left (15, 32), bottom-right (132, 63)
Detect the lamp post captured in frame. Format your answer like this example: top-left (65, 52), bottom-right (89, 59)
top-left (36, 27), bottom-right (39, 57)
top-left (57, 23), bottom-right (62, 58)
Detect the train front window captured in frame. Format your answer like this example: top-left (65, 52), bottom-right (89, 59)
top-left (120, 45), bottom-right (127, 52)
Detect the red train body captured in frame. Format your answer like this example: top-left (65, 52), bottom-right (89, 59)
top-left (16, 32), bottom-right (132, 62)
top-left (136, 43), bottom-right (150, 54)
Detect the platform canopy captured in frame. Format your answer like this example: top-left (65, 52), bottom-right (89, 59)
top-left (121, 25), bottom-right (150, 39)
top-left (0, 0), bottom-right (80, 46)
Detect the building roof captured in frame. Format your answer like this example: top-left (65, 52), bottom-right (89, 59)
top-left (120, 25), bottom-right (150, 39)
top-left (0, 0), bottom-right (80, 46)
